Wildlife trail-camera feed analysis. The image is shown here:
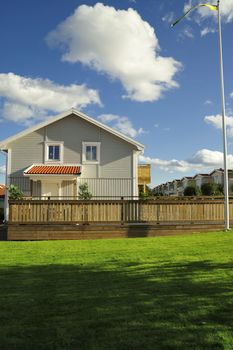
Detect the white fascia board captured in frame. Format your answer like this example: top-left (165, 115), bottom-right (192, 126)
top-left (0, 108), bottom-right (144, 151)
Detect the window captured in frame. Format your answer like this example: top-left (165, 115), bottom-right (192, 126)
top-left (82, 142), bottom-right (100, 163)
top-left (86, 145), bottom-right (97, 161)
top-left (48, 145), bottom-right (60, 160)
top-left (45, 142), bottom-right (63, 163)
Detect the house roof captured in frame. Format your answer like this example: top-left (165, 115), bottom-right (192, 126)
top-left (0, 184), bottom-right (5, 197)
top-left (0, 108), bottom-right (144, 152)
top-left (24, 165), bottom-right (81, 175)
top-left (181, 176), bottom-right (193, 181)
top-left (193, 173), bottom-right (211, 179)
top-left (210, 168), bottom-right (233, 175)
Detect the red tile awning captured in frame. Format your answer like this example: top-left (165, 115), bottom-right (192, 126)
top-left (24, 165), bottom-right (81, 175)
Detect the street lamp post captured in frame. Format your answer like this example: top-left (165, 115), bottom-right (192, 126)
top-left (171, 1), bottom-right (230, 230)
top-left (217, 0), bottom-right (229, 230)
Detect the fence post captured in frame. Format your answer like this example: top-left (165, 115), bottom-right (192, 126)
top-left (157, 203), bottom-right (160, 223)
top-left (121, 196), bottom-right (124, 225)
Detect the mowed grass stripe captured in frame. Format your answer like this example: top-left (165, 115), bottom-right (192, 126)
top-left (0, 232), bottom-right (233, 349)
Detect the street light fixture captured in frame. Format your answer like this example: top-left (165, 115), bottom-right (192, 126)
top-left (171, 0), bottom-right (230, 231)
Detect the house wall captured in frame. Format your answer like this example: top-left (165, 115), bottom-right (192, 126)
top-left (195, 176), bottom-right (212, 189)
top-left (7, 114), bottom-right (137, 197)
top-left (10, 129), bottom-right (44, 175)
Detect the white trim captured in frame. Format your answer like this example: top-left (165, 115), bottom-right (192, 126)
top-left (133, 150), bottom-right (139, 197)
top-left (44, 141), bottom-right (64, 163)
top-left (0, 108), bottom-right (144, 151)
top-left (25, 174), bottom-right (78, 179)
top-left (82, 142), bottom-right (100, 164)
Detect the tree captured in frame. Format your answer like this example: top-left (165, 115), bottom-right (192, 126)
top-left (78, 183), bottom-right (92, 199)
top-left (139, 185), bottom-right (155, 199)
top-left (183, 185), bottom-right (197, 196)
top-left (8, 184), bottom-right (24, 200)
top-left (214, 183), bottom-right (224, 195)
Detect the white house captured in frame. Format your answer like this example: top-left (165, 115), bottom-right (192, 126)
top-left (0, 109), bottom-right (144, 217)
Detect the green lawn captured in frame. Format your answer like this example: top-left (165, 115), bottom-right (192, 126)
top-left (1, 232), bottom-right (233, 350)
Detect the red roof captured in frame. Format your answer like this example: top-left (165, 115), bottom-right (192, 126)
top-left (24, 165), bottom-right (81, 175)
top-left (0, 184), bottom-right (5, 197)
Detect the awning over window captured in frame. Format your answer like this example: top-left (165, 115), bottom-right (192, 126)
top-left (24, 165), bottom-right (81, 175)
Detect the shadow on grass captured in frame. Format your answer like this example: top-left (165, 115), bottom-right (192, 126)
top-left (0, 260), bottom-right (233, 350)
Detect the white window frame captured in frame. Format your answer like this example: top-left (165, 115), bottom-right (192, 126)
top-left (82, 142), bottom-right (100, 164)
top-left (45, 142), bottom-right (64, 163)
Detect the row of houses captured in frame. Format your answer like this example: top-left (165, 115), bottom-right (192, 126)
top-left (155, 168), bottom-right (233, 196)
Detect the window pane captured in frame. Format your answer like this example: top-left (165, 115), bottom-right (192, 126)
top-left (48, 146), bottom-right (54, 159)
top-left (86, 146), bottom-right (91, 160)
top-left (91, 146), bottom-right (97, 160)
top-left (54, 146), bottom-right (60, 160)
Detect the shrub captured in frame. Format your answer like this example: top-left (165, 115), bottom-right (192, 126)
top-left (8, 184), bottom-right (24, 200)
top-left (200, 183), bottom-right (224, 196)
top-left (0, 208), bottom-right (4, 222)
top-left (183, 185), bottom-right (197, 196)
top-left (78, 183), bottom-right (92, 200)
top-left (201, 183), bottom-right (214, 196)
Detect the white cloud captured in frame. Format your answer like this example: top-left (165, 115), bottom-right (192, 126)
top-left (184, 0), bottom-right (233, 24)
top-left (204, 99), bottom-right (213, 105)
top-left (140, 148), bottom-right (232, 173)
top-left (46, 3), bottom-right (181, 102)
top-left (162, 12), bottom-right (175, 24)
top-left (0, 165), bottom-right (6, 174)
top-left (204, 114), bottom-right (233, 137)
top-left (200, 27), bottom-right (216, 36)
top-left (0, 72), bottom-right (101, 125)
top-left (180, 26), bottom-right (194, 39)
top-left (98, 113), bottom-right (145, 138)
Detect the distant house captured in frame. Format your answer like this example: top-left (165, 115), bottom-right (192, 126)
top-left (180, 177), bottom-right (195, 193)
top-left (210, 168), bottom-right (233, 194)
top-left (0, 109), bottom-right (145, 218)
top-left (170, 179), bottom-right (180, 196)
top-left (155, 169), bottom-right (233, 197)
top-left (210, 168), bottom-right (224, 185)
top-left (193, 173), bottom-right (212, 190)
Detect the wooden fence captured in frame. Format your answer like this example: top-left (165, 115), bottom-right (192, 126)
top-left (8, 198), bottom-right (233, 224)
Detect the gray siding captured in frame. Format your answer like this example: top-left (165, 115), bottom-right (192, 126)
top-left (46, 115), bottom-right (100, 164)
top-left (99, 129), bottom-right (133, 178)
top-left (79, 178), bottom-right (133, 198)
top-left (9, 129), bottom-right (44, 175)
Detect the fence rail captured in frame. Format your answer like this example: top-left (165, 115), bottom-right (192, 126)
top-left (8, 198), bottom-right (233, 224)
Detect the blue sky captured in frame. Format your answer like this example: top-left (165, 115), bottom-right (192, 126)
top-left (0, 0), bottom-right (233, 186)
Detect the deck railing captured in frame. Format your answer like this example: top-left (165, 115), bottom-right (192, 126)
top-left (8, 197), bottom-right (233, 224)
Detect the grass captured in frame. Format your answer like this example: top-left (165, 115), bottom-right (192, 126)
top-left (1, 232), bottom-right (233, 350)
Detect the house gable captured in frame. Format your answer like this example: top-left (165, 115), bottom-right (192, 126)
top-left (0, 108), bottom-right (144, 152)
